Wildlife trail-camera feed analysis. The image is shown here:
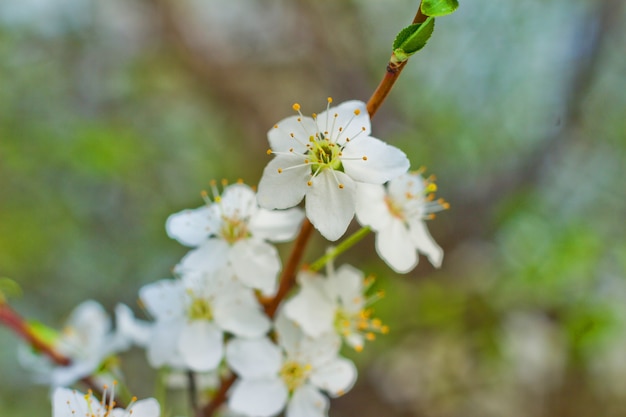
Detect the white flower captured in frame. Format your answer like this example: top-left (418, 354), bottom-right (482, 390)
top-left (19, 300), bottom-right (130, 387)
top-left (139, 267), bottom-right (270, 372)
top-left (53, 386), bottom-right (160, 417)
top-left (257, 99), bottom-right (409, 241)
top-left (226, 314), bottom-right (357, 417)
top-left (167, 182), bottom-right (304, 296)
top-left (284, 264), bottom-right (387, 351)
top-left (355, 171), bottom-right (447, 273)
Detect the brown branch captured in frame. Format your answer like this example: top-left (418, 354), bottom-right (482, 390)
top-left (0, 303), bottom-right (117, 406)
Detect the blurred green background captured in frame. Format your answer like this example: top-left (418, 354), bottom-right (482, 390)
top-left (1, 0), bottom-right (625, 416)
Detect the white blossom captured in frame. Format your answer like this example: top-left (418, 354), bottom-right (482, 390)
top-left (355, 171), bottom-right (447, 273)
top-left (226, 313), bottom-right (357, 417)
top-left (167, 182), bottom-right (304, 296)
top-left (52, 386), bottom-right (160, 417)
top-left (257, 99), bottom-right (409, 241)
top-left (284, 264), bottom-right (387, 351)
top-left (138, 267), bottom-right (270, 372)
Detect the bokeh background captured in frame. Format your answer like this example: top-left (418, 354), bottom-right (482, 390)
top-left (1, 0), bottom-right (625, 416)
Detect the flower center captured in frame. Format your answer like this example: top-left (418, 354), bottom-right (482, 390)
top-left (279, 360), bottom-right (311, 393)
top-left (188, 298), bottom-right (213, 321)
top-left (219, 216), bottom-right (250, 244)
top-left (384, 195), bottom-right (406, 220)
top-left (308, 135), bottom-right (344, 175)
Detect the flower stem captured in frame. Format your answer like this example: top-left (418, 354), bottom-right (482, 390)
top-left (366, 3), bottom-right (428, 118)
top-left (309, 227), bottom-right (371, 272)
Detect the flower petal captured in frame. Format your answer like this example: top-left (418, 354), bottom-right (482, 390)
top-left (111, 398), bottom-right (160, 417)
top-left (342, 137), bottom-right (409, 184)
top-left (284, 275), bottom-right (335, 338)
top-left (258, 156), bottom-right (310, 209)
top-left (166, 206), bottom-right (219, 247)
top-left (214, 296), bottom-right (271, 338)
top-left (53, 388), bottom-right (106, 417)
top-left (287, 384), bottom-right (329, 417)
top-left (230, 240), bottom-right (280, 296)
top-left (316, 100), bottom-right (370, 143)
top-left (177, 240), bottom-right (229, 274)
top-left (249, 207), bottom-right (305, 242)
top-left (229, 378), bottom-right (288, 417)
top-left (407, 218), bottom-right (444, 268)
top-left (178, 321), bottom-right (223, 372)
top-left (146, 321), bottom-right (186, 369)
top-left (309, 357), bottom-right (357, 397)
top-left (220, 184), bottom-right (257, 220)
top-left (268, 114), bottom-right (317, 153)
top-left (375, 220), bottom-right (418, 273)
top-left (328, 265), bottom-right (364, 313)
top-left (306, 170), bottom-right (355, 241)
top-left (226, 337), bottom-right (282, 379)
top-left (354, 182), bottom-right (391, 231)
top-left (139, 280), bottom-right (186, 320)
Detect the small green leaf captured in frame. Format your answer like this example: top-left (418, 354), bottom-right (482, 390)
top-left (421, 0), bottom-right (459, 17)
top-left (26, 321), bottom-right (58, 347)
top-left (392, 17), bottom-right (436, 62)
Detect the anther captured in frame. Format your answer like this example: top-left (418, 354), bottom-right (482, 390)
top-left (292, 103), bottom-right (301, 111)
top-left (362, 156), bottom-right (367, 161)
top-left (327, 97), bottom-right (333, 103)
top-left (354, 109), bottom-right (361, 116)
top-left (338, 184), bottom-right (344, 189)
top-left (277, 168), bottom-right (283, 174)
top-left (274, 124), bottom-right (278, 129)
top-left (266, 149), bottom-right (273, 155)
top-left (307, 181), bottom-right (313, 186)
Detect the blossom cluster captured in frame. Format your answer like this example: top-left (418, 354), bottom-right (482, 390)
top-left (18, 99), bottom-right (446, 417)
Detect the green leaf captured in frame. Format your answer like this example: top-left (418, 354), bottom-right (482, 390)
top-left (421, 0), bottom-right (459, 17)
top-left (392, 17), bottom-right (435, 62)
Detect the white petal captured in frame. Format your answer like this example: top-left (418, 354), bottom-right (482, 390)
top-left (220, 184), bottom-right (257, 220)
top-left (286, 385), bottom-right (329, 417)
top-left (111, 398), bottom-right (160, 417)
top-left (114, 304), bottom-right (151, 349)
top-left (214, 296), bottom-right (270, 338)
top-left (309, 357), bottom-right (357, 397)
top-left (407, 219), bottom-right (444, 268)
top-left (226, 337), bottom-right (282, 379)
top-left (229, 378), bottom-right (288, 417)
top-left (316, 100), bottom-right (370, 143)
top-left (306, 170), bottom-right (355, 241)
top-left (249, 207), bottom-right (305, 242)
top-left (274, 312), bottom-right (302, 357)
top-left (268, 114), bottom-right (317, 153)
top-left (178, 321), bottom-right (223, 372)
top-left (146, 321), bottom-right (185, 369)
top-left (375, 220), bottom-right (418, 273)
top-left (139, 280), bottom-right (186, 320)
top-left (257, 156), bottom-right (310, 209)
top-left (388, 172), bottom-right (425, 199)
top-left (65, 300), bottom-right (111, 349)
top-left (166, 206), bottom-right (219, 247)
top-left (230, 240), bottom-right (280, 296)
top-left (177, 240), bottom-right (229, 274)
top-left (53, 388), bottom-right (106, 417)
top-left (284, 280), bottom-right (335, 338)
top-left (328, 265), bottom-right (364, 313)
top-left (354, 182), bottom-right (391, 231)
top-left (342, 137), bottom-right (409, 184)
